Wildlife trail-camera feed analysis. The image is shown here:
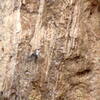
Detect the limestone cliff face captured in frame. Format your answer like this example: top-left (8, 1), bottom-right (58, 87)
top-left (0, 0), bottom-right (100, 100)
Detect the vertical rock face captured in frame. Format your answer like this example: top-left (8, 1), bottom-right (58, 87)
top-left (0, 0), bottom-right (100, 100)
top-left (0, 0), bottom-right (22, 99)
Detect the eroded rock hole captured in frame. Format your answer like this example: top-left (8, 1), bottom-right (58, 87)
top-left (76, 68), bottom-right (91, 76)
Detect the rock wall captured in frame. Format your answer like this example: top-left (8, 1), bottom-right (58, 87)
top-left (0, 0), bottom-right (100, 100)
top-left (0, 0), bottom-right (21, 99)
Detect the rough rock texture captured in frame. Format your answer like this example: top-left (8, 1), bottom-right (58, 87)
top-left (0, 0), bottom-right (100, 100)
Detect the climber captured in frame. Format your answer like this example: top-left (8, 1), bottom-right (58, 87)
top-left (31, 49), bottom-right (40, 63)
top-left (27, 49), bottom-right (40, 63)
